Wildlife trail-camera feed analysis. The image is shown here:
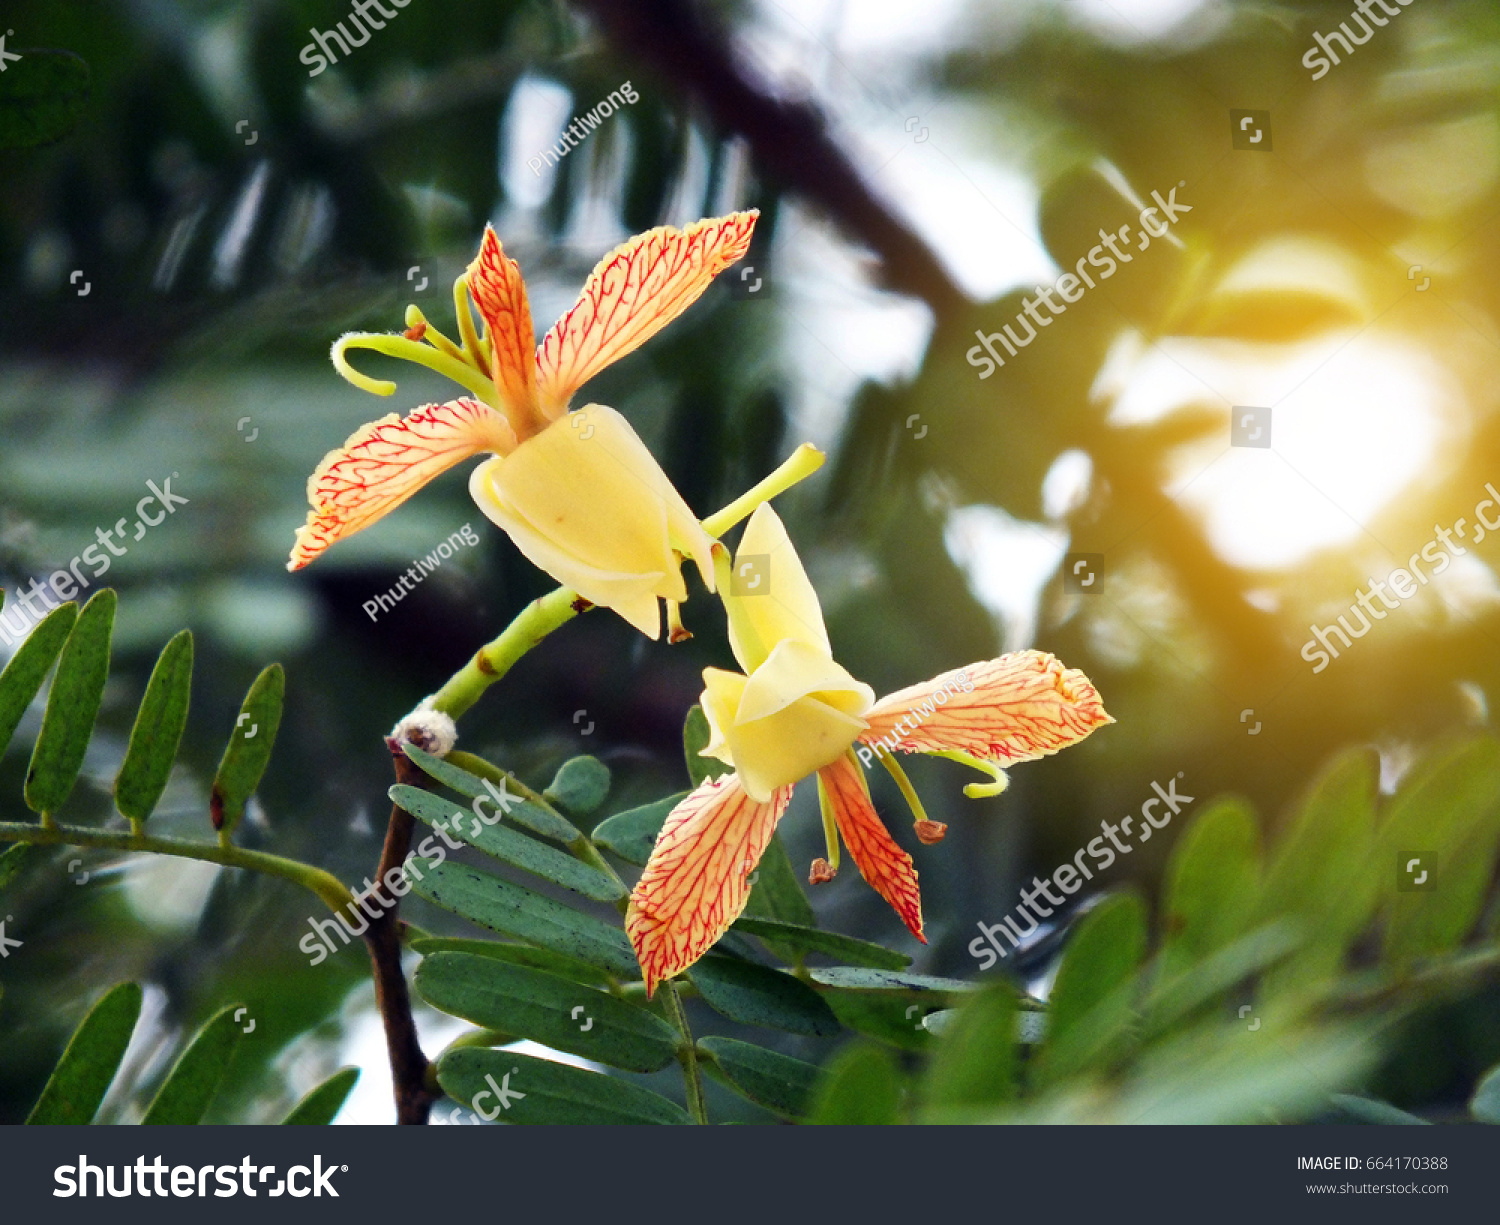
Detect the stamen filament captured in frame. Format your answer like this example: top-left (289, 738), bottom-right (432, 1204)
top-left (815, 771), bottom-right (842, 871)
top-left (403, 305), bottom-right (469, 364)
top-left (453, 276), bottom-right (485, 373)
top-left (877, 748), bottom-right (934, 825)
top-left (332, 332), bottom-right (500, 407)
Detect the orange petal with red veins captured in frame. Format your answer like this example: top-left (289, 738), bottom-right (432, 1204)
top-left (466, 226), bottom-right (539, 421)
top-left (535, 211), bottom-right (758, 413)
top-left (287, 398), bottom-right (514, 571)
top-left (862, 652), bottom-right (1111, 765)
top-left (626, 772), bottom-right (792, 995)
top-left (818, 753), bottom-right (925, 943)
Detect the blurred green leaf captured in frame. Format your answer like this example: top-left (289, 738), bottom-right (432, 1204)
top-left (820, 989), bottom-right (935, 1051)
top-left (211, 664), bottom-right (284, 835)
top-left (1329, 1094), bottom-right (1430, 1125)
top-left (699, 1036), bottom-right (821, 1119)
top-left (115, 630), bottom-right (193, 826)
top-left (0, 602), bottom-right (76, 758)
top-left (26, 590), bottom-right (114, 816)
top-left (0, 49), bottom-right (90, 149)
top-left (27, 982), bottom-right (141, 1124)
top-left (409, 937), bottom-right (611, 986)
top-left (689, 954), bottom-right (840, 1035)
top-left (1159, 797), bottom-right (1261, 977)
top-left (808, 1044), bottom-right (902, 1124)
top-left (0, 843), bottom-right (35, 892)
top-left (683, 704), bottom-right (730, 786)
top-left (141, 1004), bottom-right (242, 1125)
top-left (732, 917), bottom-right (911, 970)
top-left (543, 755), bottom-right (611, 815)
top-left (406, 857), bottom-right (638, 977)
top-left (1037, 892), bottom-right (1146, 1084)
top-left (1379, 736), bottom-right (1500, 964)
top-left (281, 1068), bottom-right (360, 1125)
top-left (920, 984), bottom-right (1017, 1115)
top-left (391, 784), bottom-right (622, 902)
top-left (591, 792), bottom-right (685, 866)
top-left (1469, 1063), bottom-right (1500, 1123)
top-left (1259, 749), bottom-right (1380, 993)
top-left (415, 953), bottom-right (678, 1073)
top-left (1145, 922), bottom-right (1302, 1038)
top-left (438, 1049), bottom-right (690, 1125)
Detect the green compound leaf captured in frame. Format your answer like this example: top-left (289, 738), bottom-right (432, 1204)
top-left (406, 857), bottom-right (638, 977)
top-left (683, 704), bottom-right (730, 787)
top-left (733, 918), bottom-right (912, 969)
top-left (591, 792), bottom-right (686, 866)
top-left (1037, 891), bottom-right (1146, 1085)
top-left (807, 1043), bottom-right (903, 1125)
top-left (141, 1004), bottom-right (242, 1125)
top-left (27, 981), bottom-right (142, 1124)
top-left (413, 745), bottom-right (581, 844)
top-left (0, 601), bottom-right (77, 759)
top-left (0, 49), bottom-right (90, 149)
top-left (391, 785), bottom-right (622, 903)
top-left (543, 755), bottom-right (611, 815)
top-left (438, 1048), bottom-right (691, 1125)
top-left (115, 630), bottom-right (193, 826)
top-left (26, 590), bottom-right (115, 816)
top-left (415, 953), bottom-right (678, 1073)
top-left (1378, 736), bottom-right (1500, 965)
top-left (820, 989), bottom-right (935, 1051)
top-left (741, 834), bottom-right (816, 928)
top-left (699, 1036), bottom-right (821, 1119)
top-left (688, 954), bottom-right (840, 1036)
top-left (410, 937), bottom-right (612, 987)
top-left (919, 984), bottom-right (1018, 1115)
top-left (211, 664), bottom-right (284, 835)
top-left (281, 1067), bottom-right (360, 1125)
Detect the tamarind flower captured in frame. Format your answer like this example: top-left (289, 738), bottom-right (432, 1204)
top-left (626, 504), bottom-right (1111, 994)
top-left (287, 211), bottom-right (759, 639)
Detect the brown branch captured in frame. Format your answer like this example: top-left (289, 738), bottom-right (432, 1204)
top-left (571, 0), bottom-right (967, 315)
top-left (364, 741), bottom-right (438, 1125)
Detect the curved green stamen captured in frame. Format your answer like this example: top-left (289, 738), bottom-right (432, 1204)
top-left (929, 749), bottom-right (1010, 798)
top-left (332, 332), bottom-right (500, 407)
top-left (815, 770), bottom-right (842, 870)
top-left (876, 748), bottom-right (935, 824)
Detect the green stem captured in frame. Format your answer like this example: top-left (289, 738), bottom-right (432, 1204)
top-left (428, 587), bottom-right (585, 721)
top-left (0, 821), bottom-right (354, 915)
top-left (659, 980), bottom-right (709, 1124)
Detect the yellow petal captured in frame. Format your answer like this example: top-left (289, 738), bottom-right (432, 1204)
top-left (536, 211), bottom-right (758, 414)
top-left (725, 503), bottom-right (831, 673)
top-left (737, 638), bottom-right (873, 724)
top-left (288, 398), bottom-right (514, 571)
top-left (703, 666), bottom-right (865, 802)
top-left (469, 404), bottom-right (714, 638)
